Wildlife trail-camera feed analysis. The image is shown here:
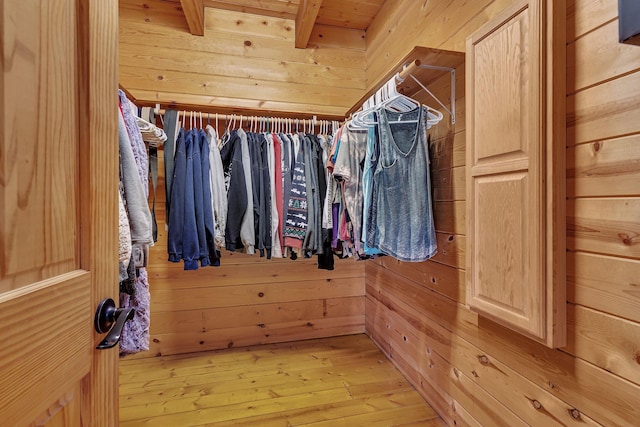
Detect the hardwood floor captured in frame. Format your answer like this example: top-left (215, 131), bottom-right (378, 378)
top-left (119, 334), bottom-right (445, 426)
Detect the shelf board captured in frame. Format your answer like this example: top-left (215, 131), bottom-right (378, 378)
top-left (347, 46), bottom-right (464, 116)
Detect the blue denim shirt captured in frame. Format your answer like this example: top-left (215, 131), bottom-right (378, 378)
top-left (167, 129), bottom-right (201, 270)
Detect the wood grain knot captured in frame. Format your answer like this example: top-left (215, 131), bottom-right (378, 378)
top-left (548, 381), bottom-right (556, 389)
top-left (478, 355), bottom-right (489, 365)
top-left (569, 409), bottom-right (581, 420)
top-left (593, 141), bottom-right (601, 153)
top-left (635, 353), bottom-right (640, 365)
top-left (244, 40), bottom-right (252, 47)
top-left (156, 75), bottom-right (163, 80)
top-left (531, 400), bottom-right (542, 410)
top-left (619, 234), bottom-right (634, 245)
top-left (258, 292), bottom-right (265, 297)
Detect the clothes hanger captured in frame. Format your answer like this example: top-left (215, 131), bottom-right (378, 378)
top-left (381, 76), bottom-right (420, 113)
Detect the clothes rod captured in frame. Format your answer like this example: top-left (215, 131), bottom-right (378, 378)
top-left (397, 60), bottom-right (457, 125)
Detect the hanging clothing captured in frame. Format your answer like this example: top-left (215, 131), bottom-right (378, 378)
top-left (200, 129), bottom-right (221, 267)
top-left (119, 268), bottom-right (150, 355)
top-left (119, 90), bottom-right (149, 199)
top-left (117, 102), bottom-right (153, 355)
top-left (259, 133), bottom-right (273, 258)
top-left (168, 129), bottom-right (188, 263)
top-left (279, 132), bottom-right (294, 253)
top-left (205, 125), bottom-right (227, 249)
top-left (118, 191), bottom-right (132, 282)
top-left (268, 133), bottom-right (283, 258)
top-left (238, 128), bottom-right (255, 254)
top-left (118, 110), bottom-right (153, 263)
top-left (283, 135), bottom-right (307, 249)
top-left (369, 106), bottom-right (437, 262)
top-left (163, 110), bottom-right (179, 225)
top-left (333, 126), bottom-right (367, 257)
top-left (362, 113), bottom-right (383, 256)
top-left (168, 129), bottom-right (198, 269)
top-left (220, 130), bottom-right (248, 251)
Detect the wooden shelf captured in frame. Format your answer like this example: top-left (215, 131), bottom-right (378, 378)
top-left (347, 46), bottom-right (465, 116)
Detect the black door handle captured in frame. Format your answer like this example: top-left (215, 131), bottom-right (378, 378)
top-left (94, 298), bottom-right (135, 350)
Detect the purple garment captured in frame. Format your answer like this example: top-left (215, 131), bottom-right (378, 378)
top-left (119, 268), bottom-right (150, 355)
top-left (119, 90), bottom-right (149, 198)
top-left (119, 90), bottom-right (151, 355)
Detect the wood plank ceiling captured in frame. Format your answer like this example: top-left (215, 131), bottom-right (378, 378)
top-left (120, 0), bottom-right (387, 117)
top-left (181, 0), bottom-right (387, 39)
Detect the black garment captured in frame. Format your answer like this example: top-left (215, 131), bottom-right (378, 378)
top-left (247, 132), bottom-right (274, 259)
top-left (247, 133), bottom-right (262, 255)
top-left (220, 130), bottom-right (247, 251)
top-left (309, 134), bottom-right (325, 254)
top-left (317, 229), bottom-right (335, 270)
top-left (163, 109), bottom-right (179, 223)
top-left (302, 134), bottom-right (317, 254)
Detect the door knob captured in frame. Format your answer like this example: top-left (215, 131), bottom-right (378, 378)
top-left (94, 298), bottom-right (135, 350)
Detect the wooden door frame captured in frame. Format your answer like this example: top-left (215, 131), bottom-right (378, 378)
top-left (77, 0), bottom-right (119, 424)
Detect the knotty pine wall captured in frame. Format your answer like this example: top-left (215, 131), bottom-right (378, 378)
top-left (119, 0), bottom-right (366, 118)
top-left (140, 155), bottom-right (365, 358)
top-left (364, 1), bottom-right (640, 426)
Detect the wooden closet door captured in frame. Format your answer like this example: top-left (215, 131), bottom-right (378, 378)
top-left (0, 0), bottom-right (119, 425)
top-left (466, 0), bottom-right (566, 347)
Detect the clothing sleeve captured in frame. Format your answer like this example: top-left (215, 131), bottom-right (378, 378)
top-left (181, 132), bottom-right (200, 270)
top-left (332, 129), bottom-right (352, 180)
top-left (119, 111), bottom-right (153, 267)
top-left (167, 129), bottom-right (186, 263)
top-left (222, 133), bottom-right (248, 251)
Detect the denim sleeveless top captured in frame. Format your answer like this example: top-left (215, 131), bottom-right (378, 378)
top-left (370, 106), bottom-right (437, 262)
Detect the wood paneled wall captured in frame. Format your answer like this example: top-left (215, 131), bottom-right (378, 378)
top-left (121, 0), bottom-right (640, 425)
top-left (365, 0), bottom-right (640, 426)
top-left (119, 0), bottom-right (366, 117)
top-left (138, 155), bottom-right (365, 358)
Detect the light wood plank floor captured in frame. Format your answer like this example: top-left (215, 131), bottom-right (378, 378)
top-left (119, 334), bottom-right (444, 426)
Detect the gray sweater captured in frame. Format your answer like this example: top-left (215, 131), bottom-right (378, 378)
top-left (119, 112), bottom-right (153, 266)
